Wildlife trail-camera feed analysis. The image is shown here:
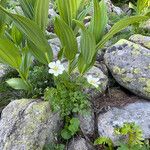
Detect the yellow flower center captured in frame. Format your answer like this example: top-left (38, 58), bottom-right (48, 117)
top-left (53, 66), bottom-right (59, 71)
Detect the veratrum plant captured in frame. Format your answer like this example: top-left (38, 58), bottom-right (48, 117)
top-left (55, 0), bottom-right (149, 75)
top-left (0, 0), bottom-right (53, 91)
top-left (56, 0), bottom-right (89, 29)
top-left (129, 0), bottom-right (150, 16)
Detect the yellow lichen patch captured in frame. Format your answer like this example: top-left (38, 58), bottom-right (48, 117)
top-left (133, 68), bottom-right (141, 74)
top-left (122, 77), bottom-right (134, 83)
top-left (131, 49), bottom-right (141, 56)
top-left (113, 66), bottom-right (125, 75)
top-left (138, 78), bottom-right (146, 82)
top-left (144, 79), bottom-right (150, 93)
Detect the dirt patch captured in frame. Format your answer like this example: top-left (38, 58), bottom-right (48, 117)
top-left (93, 86), bottom-right (149, 115)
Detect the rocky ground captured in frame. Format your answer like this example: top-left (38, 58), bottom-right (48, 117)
top-left (0, 0), bottom-right (150, 150)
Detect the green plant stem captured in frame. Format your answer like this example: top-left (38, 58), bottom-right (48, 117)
top-left (17, 69), bottom-right (32, 91)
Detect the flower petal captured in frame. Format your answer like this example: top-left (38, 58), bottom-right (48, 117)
top-left (48, 62), bottom-right (56, 68)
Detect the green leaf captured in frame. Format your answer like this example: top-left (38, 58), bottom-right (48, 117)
top-left (6, 78), bottom-right (29, 90)
top-left (20, 47), bottom-right (33, 79)
top-left (11, 25), bottom-right (23, 45)
top-left (68, 118), bottom-right (80, 134)
top-left (56, 0), bottom-right (83, 29)
top-left (18, 0), bottom-right (35, 19)
top-left (61, 128), bottom-right (72, 140)
top-left (54, 17), bottom-right (78, 60)
top-left (0, 5), bottom-right (53, 64)
top-left (78, 28), bottom-right (96, 74)
top-left (96, 15), bottom-right (149, 50)
top-left (88, 0), bottom-right (108, 43)
top-left (34, 0), bottom-right (50, 31)
top-left (0, 38), bottom-right (21, 68)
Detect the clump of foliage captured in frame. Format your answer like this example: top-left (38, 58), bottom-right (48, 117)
top-left (44, 73), bottom-right (90, 117)
top-left (28, 65), bottom-right (54, 98)
top-left (94, 122), bottom-right (150, 150)
top-left (44, 72), bottom-right (91, 140)
top-left (61, 117), bottom-right (80, 140)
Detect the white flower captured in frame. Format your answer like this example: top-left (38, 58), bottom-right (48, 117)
top-left (87, 75), bottom-right (100, 88)
top-left (48, 60), bottom-right (65, 76)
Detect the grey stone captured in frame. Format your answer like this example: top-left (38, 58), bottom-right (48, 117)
top-left (104, 0), bottom-right (123, 15)
top-left (0, 64), bottom-right (7, 78)
top-left (85, 66), bottom-right (108, 96)
top-left (0, 99), bottom-right (61, 150)
top-left (48, 38), bottom-right (61, 60)
top-left (129, 34), bottom-right (150, 49)
top-left (78, 107), bottom-right (95, 136)
top-left (98, 101), bottom-right (150, 145)
top-left (67, 137), bottom-right (95, 150)
top-left (104, 39), bottom-right (150, 100)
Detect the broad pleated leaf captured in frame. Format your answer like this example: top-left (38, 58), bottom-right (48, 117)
top-left (54, 17), bottom-right (78, 60)
top-left (19, 0), bottom-right (35, 19)
top-left (0, 38), bottom-right (21, 68)
top-left (34, 0), bottom-right (50, 31)
top-left (56, 0), bottom-right (83, 28)
top-left (78, 29), bottom-right (96, 74)
top-left (88, 0), bottom-right (108, 43)
top-left (0, 5), bottom-right (53, 64)
top-left (96, 15), bottom-right (149, 50)
top-left (6, 78), bottom-right (29, 90)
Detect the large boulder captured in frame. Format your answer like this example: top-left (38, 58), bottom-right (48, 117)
top-left (67, 137), bottom-right (95, 150)
top-left (104, 39), bottom-right (150, 100)
top-left (0, 99), bottom-right (61, 150)
top-left (98, 101), bottom-right (150, 145)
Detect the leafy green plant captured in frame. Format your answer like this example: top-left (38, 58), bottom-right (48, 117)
top-left (54, 0), bottom-right (149, 75)
top-left (115, 122), bottom-right (144, 148)
top-left (94, 137), bottom-right (114, 150)
top-left (129, 0), bottom-right (150, 16)
top-left (44, 72), bottom-right (90, 117)
top-left (94, 122), bottom-right (150, 150)
top-left (0, 0), bottom-right (53, 91)
top-left (61, 117), bottom-right (80, 140)
top-left (28, 65), bottom-right (54, 98)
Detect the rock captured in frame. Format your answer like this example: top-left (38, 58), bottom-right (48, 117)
top-left (98, 101), bottom-right (150, 145)
top-left (0, 64), bottom-right (7, 78)
top-left (0, 99), bottom-right (62, 150)
top-left (129, 34), bottom-right (150, 49)
top-left (67, 137), bottom-right (95, 150)
top-left (48, 3), bottom-right (57, 18)
top-left (48, 38), bottom-right (61, 60)
top-left (85, 66), bottom-right (108, 96)
top-left (104, 39), bottom-right (150, 100)
top-left (104, 0), bottom-right (123, 15)
top-left (78, 107), bottom-right (95, 137)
